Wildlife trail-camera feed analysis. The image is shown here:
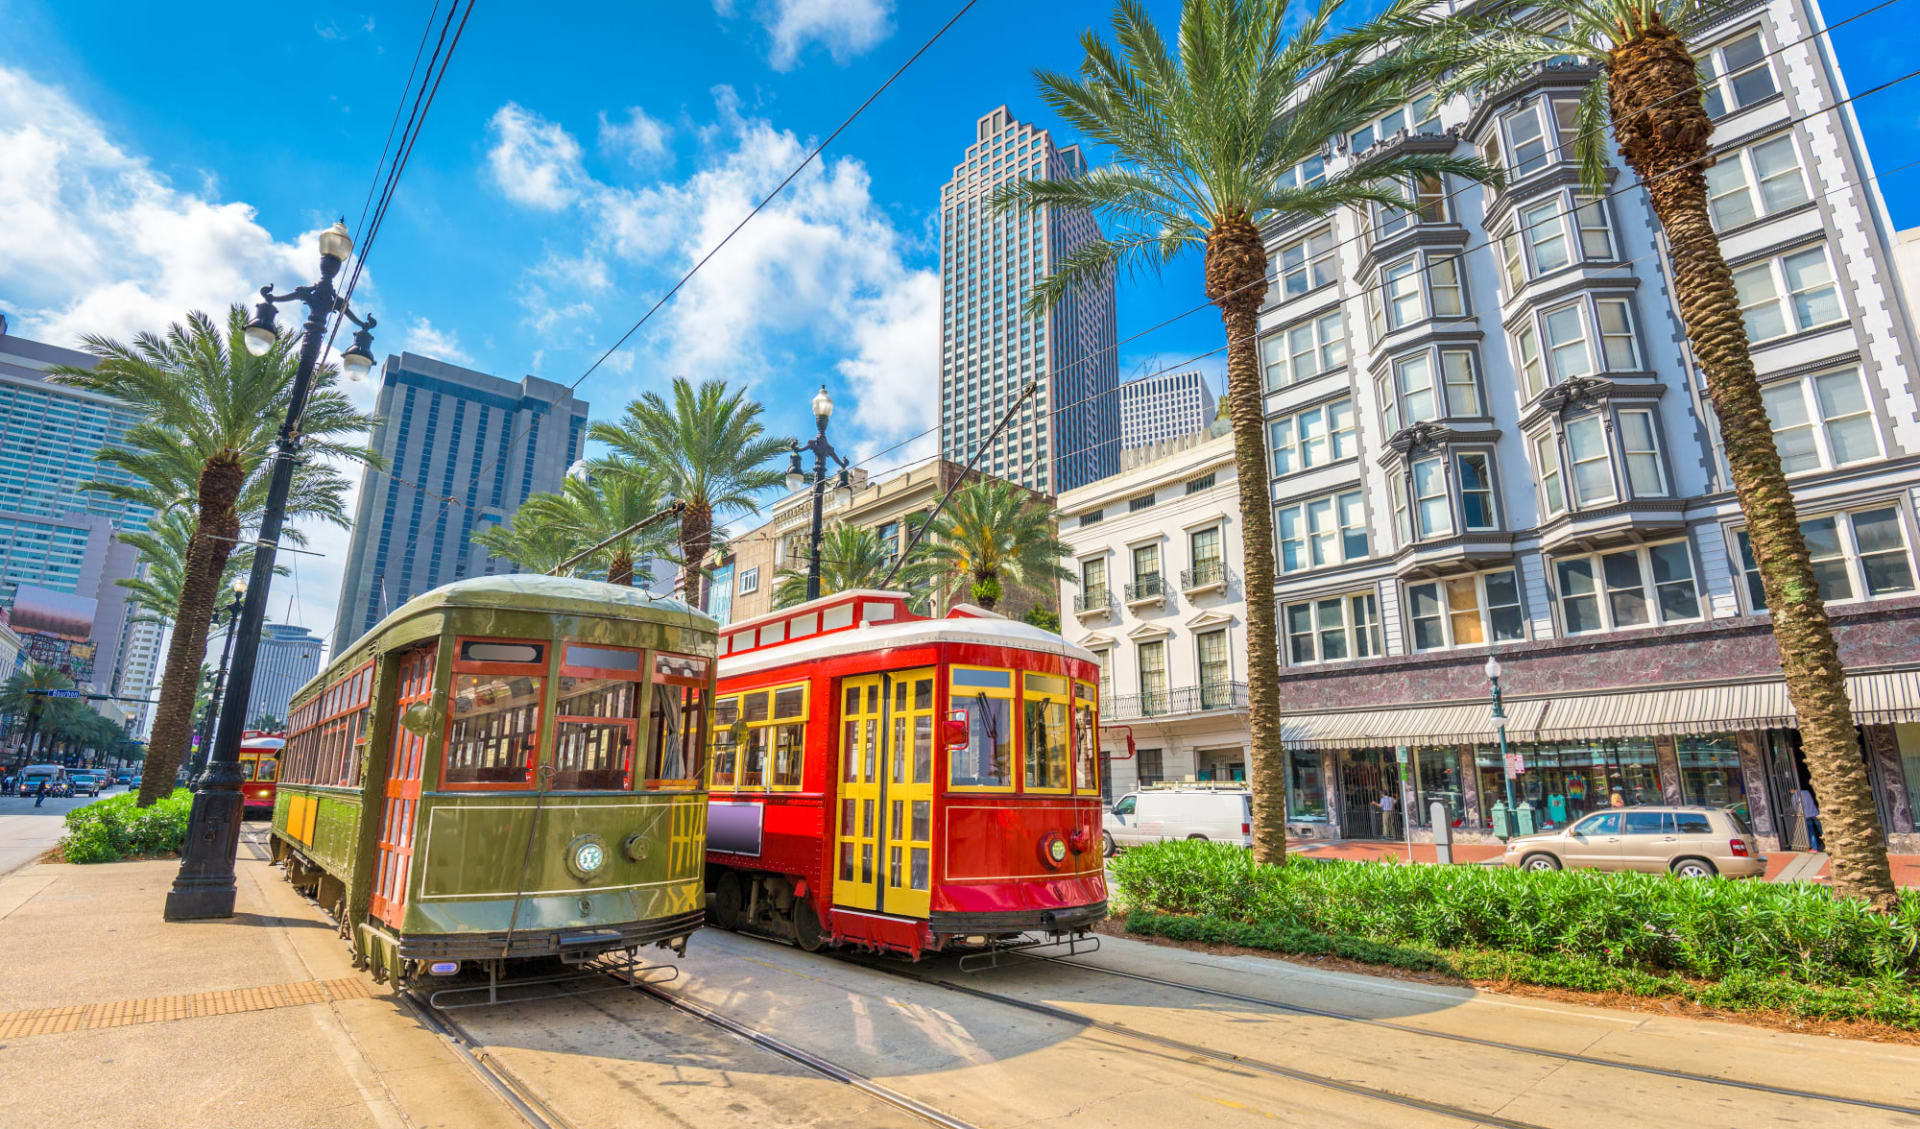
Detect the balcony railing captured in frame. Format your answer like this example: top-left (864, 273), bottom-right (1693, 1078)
top-left (1124, 574), bottom-right (1169, 607)
top-left (1181, 560), bottom-right (1227, 593)
top-left (1073, 589), bottom-right (1114, 616)
top-left (1103, 681), bottom-right (1249, 720)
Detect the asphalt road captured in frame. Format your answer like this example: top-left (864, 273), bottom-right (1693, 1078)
top-left (0, 789), bottom-right (118, 876)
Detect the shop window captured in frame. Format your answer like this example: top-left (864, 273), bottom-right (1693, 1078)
top-left (1413, 746), bottom-right (1465, 828)
top-left (1678, 736), bottom-right (1749, 826)
top-left (1407, 569), bottom-right (1524, 651)
top-left (1737, 506), bottom-right (1916, 610)
top-left (1287, 750), bottom-right (1328, 821)
top-left (1476, 739), bottom-right (1658, 830)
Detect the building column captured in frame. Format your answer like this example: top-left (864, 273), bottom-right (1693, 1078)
top-left (1654, 735), bottom-right (1682, 804)
top-left (1322, 749), bottom-right (1342, 840)
top-left (1736, 730), bottom-right (1777, 841)
top-left (1863, 725), bottom-right (1915, 834)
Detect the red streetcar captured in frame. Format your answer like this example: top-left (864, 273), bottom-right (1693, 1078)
top-left (704, 590), bottom-right (1108, 960)
top-left (239, 731), bottom-right (283, 813)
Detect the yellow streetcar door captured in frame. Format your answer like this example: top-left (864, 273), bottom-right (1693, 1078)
top-left (833, 674), bottom-right (885, 912)
top-left (880, 668), bottom-right (936, 919)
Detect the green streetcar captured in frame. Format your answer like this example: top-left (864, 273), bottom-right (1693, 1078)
top-left (269, 575), bottom-right (716, 990)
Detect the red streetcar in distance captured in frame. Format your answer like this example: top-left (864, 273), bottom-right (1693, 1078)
top-left (239, 731), bottom-right (284, 813)
top-left (705, 590), bottom-right (1108, 961)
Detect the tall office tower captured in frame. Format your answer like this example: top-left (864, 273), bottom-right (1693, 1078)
top-left (938, 106), bottom-right (1119, 496)
top-left (245, 622), bottom-right (323, 727)
top-left (331, 352), bottom-right (589, 655)
top-left (1118, 370), bottom-right (1217, 450)
top-left (0, 323), bottom-right (158, 718)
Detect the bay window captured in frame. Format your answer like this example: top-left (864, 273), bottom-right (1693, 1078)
top-left (1276, 489), bottom-right (1368, 573)
top-left (1395, 353), bottom-right (1437, 424)
top-left (1372, 175), bottom-right (1448, 238)
top-left (1535, 432), bottom-right (1566, 515)
top-left (1737, 507), bottom-right (1916, 610)
top-left (1261, 310), bottom-right (1347, 388)
top-left (1619, 410), bottom-right (1666, 495)
top-left (1760, 366), bottom-right (1880, 473)
top-left (1412, 457), bottom-right (1450, 538)
top-left (1499, 193), bottom-right (1617, 294)
top-left (1350, 93), bottom-right (1441, 153)
top-left (1734, 246), bottom-right (1843, 342)
top-left (1705, 134), bottom-right (1810, 229)
top-left (1514, 295), bottom-right (1640, 400)
top-left (1521, 200), bottom-right (1571, 274)
top-left (1269, 397), bottom-right (1356, 476)
top-left (1284, 591), bottom-right (1384, 665)
top-left (1555, 541), bottom-right (1701, 635)
top-left (1371, 253), bottom-right (1466, 334)
top-left (1406, 569), bottom-right (1525, 651)
top-left (1443, 351), bottom-right (1480, 416)
top-left (1271, 228), bottom-right (1337, 298)
top-left (1496, 97), bottom-right (1579, 177)
top-left (1457, 452), bottom-right (1498, 530)
top-left (1565, 415), bottom-right (1614, 506)
top-left (1700, 30), bottom-right (1778, 118)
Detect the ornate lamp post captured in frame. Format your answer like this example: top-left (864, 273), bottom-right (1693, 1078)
top-left (190, 578), bottom-right (249, 779)
top-left (1487, 654), bottom-right (1519, 837)
top-left (784, 386), bottom-right (853, 602)
top-left (165, 219), bottom-right (375, 921)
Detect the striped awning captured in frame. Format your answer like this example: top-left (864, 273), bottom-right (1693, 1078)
top-left (1280, 667), bottom-right (1920, 749)
top-left (1281, 698), bottom-right (1549, 750)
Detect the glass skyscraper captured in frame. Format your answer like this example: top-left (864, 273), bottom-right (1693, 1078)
top-left (939, 106), bottom-right (1119, 495)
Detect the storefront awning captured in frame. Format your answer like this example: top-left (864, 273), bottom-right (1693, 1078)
top-left (1279, 667), bottom-right (1920, 749)
top-left (1281, 698), bottom-right (1549, 750)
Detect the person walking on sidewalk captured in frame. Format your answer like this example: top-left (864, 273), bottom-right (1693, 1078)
top-left (33, 777), bottom-right (48, 808)
top-left (1792, 786), bottom-right (1824, 852)
top-left (1377, 791), bottom-right (1397, 839)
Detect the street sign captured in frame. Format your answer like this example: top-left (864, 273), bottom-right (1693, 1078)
top-left (45, 689), bottom-right (81, 699)
top-left (1394, 746), bottom-right (1409, 765)
top-left (1504, 751), bottom-right (1525, 777)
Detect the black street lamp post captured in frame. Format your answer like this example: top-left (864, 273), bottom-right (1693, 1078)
top-left (784, 386), bottom-right (853, 602)
top-left (165, 220), bottom-right (375, 921)
top-left (190, 578), bottom-right (248, 779)
top-left (1487, 655), bottom-right (1519, 838)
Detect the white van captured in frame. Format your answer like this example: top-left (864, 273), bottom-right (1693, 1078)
top-left (1103, 785), bottom-right (1253, 855)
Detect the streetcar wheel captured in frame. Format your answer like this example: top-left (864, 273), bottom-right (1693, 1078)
top-left (710, 872), bottom-right (743, 932)
top-left (793, 898), bottom-right (826, 953)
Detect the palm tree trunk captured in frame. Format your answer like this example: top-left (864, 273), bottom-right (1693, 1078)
top-left (138, 459), bottom-right (243, 808)
top-left (609, 549), bottom-right (634, 587)
top-left (679, 503), bottom-right (712, 601)
top-left (1207, 217), bottom-right (1286, 866)
top-left (1611, 26), bottom-right (1895, 908)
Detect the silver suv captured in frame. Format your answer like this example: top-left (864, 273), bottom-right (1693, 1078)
top-left (1501, 806), bottom-right (1765, 878)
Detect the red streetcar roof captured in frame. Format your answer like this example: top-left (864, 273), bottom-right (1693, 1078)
top-left (718, 605), bottom-right (1098, 680)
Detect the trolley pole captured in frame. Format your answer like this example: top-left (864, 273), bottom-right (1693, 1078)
top-left (166, 220), bottom-right (376, 922)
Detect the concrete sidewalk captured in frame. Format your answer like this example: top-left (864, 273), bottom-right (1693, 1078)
top-left (0, 836), bottom-right (524, 1129)
top-left (1288, 837), bottom-right (1920, 886)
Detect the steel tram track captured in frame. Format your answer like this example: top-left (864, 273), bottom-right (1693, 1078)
top-left (1020, 953), bottom-right (1920, 1118)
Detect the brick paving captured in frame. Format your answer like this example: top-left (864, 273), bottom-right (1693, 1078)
top-left (0, 975), bottom-right (373, 1040)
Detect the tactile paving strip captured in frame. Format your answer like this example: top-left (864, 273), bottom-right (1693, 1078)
top-left (0, 977), bottom-right (374, 1040)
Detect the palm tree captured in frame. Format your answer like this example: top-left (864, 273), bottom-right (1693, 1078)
top-left (505, 464), bottom-right (675, 585)
top-left (588, 379), bottom-right (788, 598)
top-left (773, 524), bottom-right (904, 608)
top-left (1351, 0), bottom-right (1895, 908)
top-left (911, 480), bottom-right (1072, 613)
top-left (52, 307), bottom-right (377, 807)
top-left (2, 663), bottom-right (75, 762)
top-left (471, 511), bottom-right (585, 577)
top-left (995, 0), bottom-right (1494, 864)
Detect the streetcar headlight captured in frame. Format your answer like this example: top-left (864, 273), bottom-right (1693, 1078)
top-left (566, 834), bottom-right (610, 880)
top-left (1048, 838), bottom-right (1068, 864)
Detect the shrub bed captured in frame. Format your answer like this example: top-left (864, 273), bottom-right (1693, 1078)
top-left (1109, 840), bottom-right (1920, 1026)
top-left (59, 789), bottom-right (194, 863)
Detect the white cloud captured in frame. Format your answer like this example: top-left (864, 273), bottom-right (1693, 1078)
top-left (598, 107), bottom-right (672, 170)
top-left (485, 103), bottom-right (585, 211)
top-left (0, 66), bottom-right (330, 350)
top-left (493, 88), bottom-right (938, 461)
top-left (403, 316), bottom-right (471, 364)
top-left (715, 0), bottom-right (894, 70)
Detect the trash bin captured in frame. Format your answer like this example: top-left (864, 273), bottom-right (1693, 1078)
top-left (1491, 801), bottom-right (1510, 840)
top-left (1515, 801), bottom-right (1536, 837)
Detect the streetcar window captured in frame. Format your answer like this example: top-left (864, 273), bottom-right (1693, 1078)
top-left (1073, 702), bottom-right (1099, 792)
top-left (1023, 673), bottom-right (1071, 792)
top-left (742, 727), bottom-right (769, 788)
top-left (240, 758), bottom-right (257, 781)
top-left (442, 674), bottom-right (543, 787)
top-left (460, 641), bottom-right (544, 665)
top-left (743, 691), bottom-right (771, 723)
top-left (949, 693), bottom-right (1013, 788)
top-left (710, 697), bottom-right (740, 788)
top-left (553, 676), bottom-right (638, 791)
top-left (774, 686), bottom-right (805, 719)
top-left (564, 644), bottom-right (641, 673)
top-left (952, 668), bottom-right (1012, 690)
top-left (647, 682), bottom-right (706, 789)
top-left (258, 757), bottom-right (277, 782)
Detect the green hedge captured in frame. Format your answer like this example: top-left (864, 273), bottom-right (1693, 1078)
top-left (59, 790), bottom-right (194, 863)
top-left (1109, 840), bottom-right (1920, 986)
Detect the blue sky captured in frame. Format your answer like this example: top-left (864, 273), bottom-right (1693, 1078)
top-left (2, 0), bottom-right (1917, 647)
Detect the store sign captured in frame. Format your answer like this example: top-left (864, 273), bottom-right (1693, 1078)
top-left (1504, 752), bottom-right (1525, 777)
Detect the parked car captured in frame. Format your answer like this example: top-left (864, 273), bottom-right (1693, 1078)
top-left (126, 776), bottom-right (142, 790)
top-left (1103, 784), bottom-right (1253, 856)
top-left (1501, 806), bottom-right (1764, 878)
top-left (68, 772), bottom-right (104, 797)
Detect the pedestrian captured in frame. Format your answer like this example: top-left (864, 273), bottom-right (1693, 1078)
top-left (1609, 790), bottom-right (1625, 808)
top-left (1793, 786), bottom-right (1824, 852)
top-left (33, 777), bottom-right (47, 807)
top-left (1377, 791), bottom-right (1397, 838)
